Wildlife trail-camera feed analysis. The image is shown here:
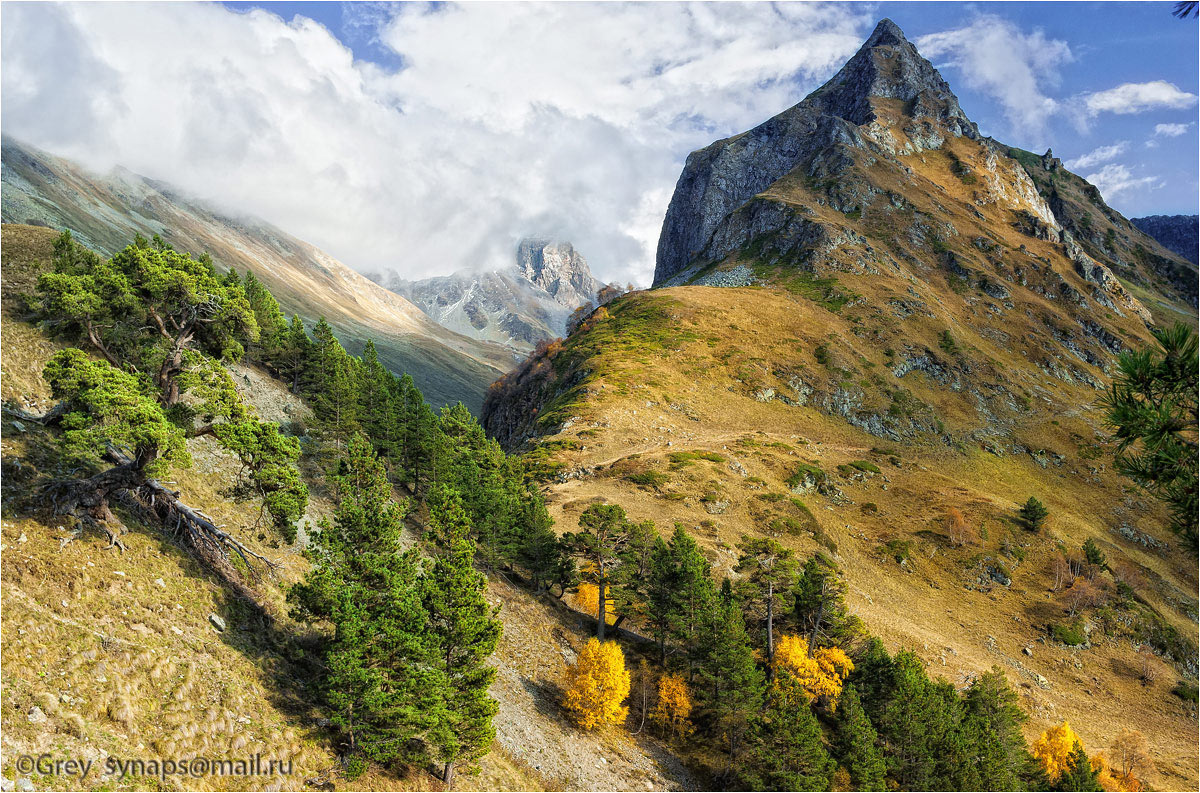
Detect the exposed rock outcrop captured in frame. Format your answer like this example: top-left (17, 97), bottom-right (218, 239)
top-left (653, 18), bottom-right (978, 286)
top-left (1131, 214), bottom-right (1198, 264)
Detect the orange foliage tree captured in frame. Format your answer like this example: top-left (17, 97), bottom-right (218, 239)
top-left (563, 638), bottom-right (630, 730)
top-left (649, 673), bottom-right (693, 740)
top-left (1032, 721), bottom-right (1084, 783)
top-left (946, 507), bottom-right (978, 547)
top-left (1109, 729), bottom-right (1150, 791)
top-left (772, 634), bottom-right (854, 705)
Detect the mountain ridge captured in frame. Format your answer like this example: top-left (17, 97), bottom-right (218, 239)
top-left (1, 136), bottom-right (514, 410)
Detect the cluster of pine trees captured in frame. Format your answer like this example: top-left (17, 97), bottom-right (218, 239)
top-left (558, 507), bottom-right (1050, 791)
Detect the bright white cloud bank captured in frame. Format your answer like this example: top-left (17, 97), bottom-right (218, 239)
top-left (0, 1), bottom-right (870, 284)
top-left (916, 16), bottom-right (1073, 136)
top-left (1084, 81), bottom-right (1198, 116)
top-left (1085, 163), bottom-right (1160, 199)
top-left (1064, 142), bottom-right (1128, 171)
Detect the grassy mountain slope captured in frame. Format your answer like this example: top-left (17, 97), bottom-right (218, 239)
top-left (0, 225), bottom-right (690, 792)
top-left (483, 97), bottom-right (1199, 788)
top-left (1, 140), bottom-right (515, 410)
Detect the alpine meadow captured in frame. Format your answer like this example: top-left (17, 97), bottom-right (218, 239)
top-left (0, 3), bottom-right (1197, 793)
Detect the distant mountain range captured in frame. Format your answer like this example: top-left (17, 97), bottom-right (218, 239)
top-left (0, 137), bottom-right (515, 410)
top-left (1131, 214), bottom-right (1198, 264)
top-left (387, 239), bottom-right (601, 352)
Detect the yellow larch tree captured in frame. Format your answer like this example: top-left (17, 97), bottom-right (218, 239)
top-left (649, 672), bottom-right (693, 740)
top-left (1032, 721), bottom-right (1084, 783)
top-left (772, 633), bottom-right (854, 705)
top-left (574, 582), bottom-right (617, 625)
top-left (563, 638), bottom-right (630, 730)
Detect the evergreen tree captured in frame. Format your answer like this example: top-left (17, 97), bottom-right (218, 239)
top-left (357, 340), bottom-right (400, 459)
top-left (1055, 743), bottom-right (1103, 792)
top-left (735, 536), bottom-right (798, 660)
top-left (1101, 322), bottom-right (1198, 545)
top-left (242, 270), bottom-right (288, 364)
top-left (289, 434), bottom-right (434, 776)
top-left (958, 669), bottom-right (1031, 790)
top-left (611, 518), bottom-right (657, 631)
top-left (421, 485), bottom-right (502, 787)
top-left (397, 373), bottom-right (436, 492)
top-left (793, 555), bottom-right (860, 652)
top-left (1019, 496), bottom-right (1050, 532)
top-left (564, 503), bottom-right (632, 639)
top-left (741, 669), bottom-right (835, 791)
top-left (283, 314), bottom-right (313, 394)
top-left (646, 535), bottom-right (676, 663)
top-left (307, 318), bottom-right (360, 447)
top-left (515, 494), bottom-right (568, 593)
top-left (696, 586), bottom-right (765, 770)
top-left (834, 684), bottom-right (886, 791)
top-left (667, 525), bottom-right (717, 672)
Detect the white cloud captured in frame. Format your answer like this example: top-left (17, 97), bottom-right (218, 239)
top-left (916, 16), bottom-right (1073, 135)
top-left (0, 1), bottom-right (872, 285)
top-left (1153, 122), bottom-right (1191, 137)
top-left (1083, 81), bottom-right (1198, 116)
top-left (1064, 142), bottom-right (1128, 171)
top-left (1084, 163), bottom-right (1160, 200)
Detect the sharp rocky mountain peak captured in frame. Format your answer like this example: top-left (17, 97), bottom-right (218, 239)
top-left (389, 237), bottom-right (602, 353)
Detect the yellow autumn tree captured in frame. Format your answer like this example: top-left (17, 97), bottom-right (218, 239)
top-left (772, 633), bottom-right (854, 705)
top-left (563, 638), bottom-right (630, 730)
top-left (649, 673), bottom-right (693, 740)
top-left (1032, 721), bottom-right (1084, 783)
top-left (574, 582), bottom-right (617, 625)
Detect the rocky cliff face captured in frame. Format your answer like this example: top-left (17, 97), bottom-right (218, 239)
top-left (653, 18), bottom-right (978, 287)
top-left (1131, 214), bottom-right (1199, 264)
top-left (390, 239), bottom-right (600, 352)
top-left (516, 239), bottom-right (601, 312)
top-left (650, 19), bottom-right (1196, 322)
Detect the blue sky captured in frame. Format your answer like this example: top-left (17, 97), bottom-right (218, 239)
top-left (4, 2), bottom-right (1197, 282)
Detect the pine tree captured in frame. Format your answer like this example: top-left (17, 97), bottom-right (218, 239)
top-left (1055, 743), bottom-right (1103, 792)
top-left (666, 524), bottom-right (717, 672)
top-left (242, 270), bottom-right (289, 364)
top-left (736, 536), bottom-right (798, 660)
top-left (307, 319), bottom-right (360, 447)
top-left (397, 373), bottom-right (436, 492)
top-left (834, 684), bottom-right (886, 791)
top-left (1019, 496), bottom-right (1050, 532)
top-left (646, 535), bottom-right (676, 663)
top-left (283, 314), bottom-right (312, 394)
top-left (958, 668), bottom-right (1030, 790)
top-left (696, 586), bottom-right (765, 770)
top-left (516, 494), bottom-right (564, 592)
top-left (421, 485), bottom-right (502, 787)
top-left (793, 555), bottom-right (860, 652)
top-left (741, 668), bottom-right (835, 791)
top-left (288, 434), bottom-right (434, 776)
top-left (1101, 322), bottom-right (1198, 545)
top-left (564, 503), bottom-right (632, 639)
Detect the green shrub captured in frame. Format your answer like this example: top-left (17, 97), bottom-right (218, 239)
top-left (882, 539), bottom-right (912, 564)
top-left (625, 471), bottom-right (667, 489)
top-left (1082, 538), bottom-right (1107, 569)
top-left (769, 516), bottom-right (804, 536)
top-left (1051, 619), bottom-right (1087, 646)
top-left (785, 462), bottom-right (826, 490)
top-left (939, 329), bottom-right (959, 354)
top-left (849, 460), bottom-right (881, 474)
top-left (861, 502), bottom-right (879, 514)
top-left (1171, 680), bottom-right (1199, 703)
top-left (757, 492), bottom-right (785, 503)
top-left (814, 343), bottom-right (831, 366)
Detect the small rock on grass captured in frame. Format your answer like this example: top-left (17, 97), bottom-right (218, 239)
top-left (209, 614), bottom-right (227, 632)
